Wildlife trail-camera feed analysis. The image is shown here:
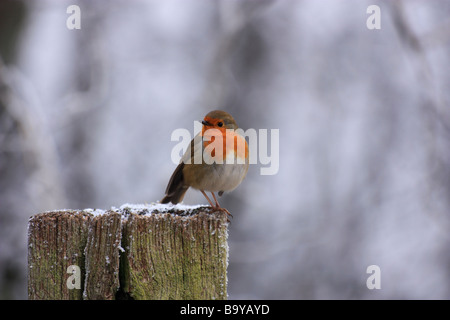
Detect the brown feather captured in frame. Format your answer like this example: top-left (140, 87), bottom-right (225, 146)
top-left (161, 162), bottom-right (189, 204)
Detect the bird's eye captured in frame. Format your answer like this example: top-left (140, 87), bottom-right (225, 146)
top-left (217, 122), bottom-right (224, 127)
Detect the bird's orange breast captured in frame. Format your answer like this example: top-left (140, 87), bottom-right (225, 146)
top-left (201, 128), bottom-right (248, 162)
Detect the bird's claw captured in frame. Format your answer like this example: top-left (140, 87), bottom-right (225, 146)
top-left (210, 206), bottom-right (233, 221)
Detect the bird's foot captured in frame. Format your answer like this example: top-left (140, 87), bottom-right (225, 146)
top-left (210, 206), bottom-right (233, 221)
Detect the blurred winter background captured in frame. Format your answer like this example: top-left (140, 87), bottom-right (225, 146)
top-left (1, 0), bottom-right (450, 299)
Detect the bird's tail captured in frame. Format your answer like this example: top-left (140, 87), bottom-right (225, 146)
top-left (161, 162), bottom-right (189, 204)
top-left (161, 185), bottom-right (189, 204)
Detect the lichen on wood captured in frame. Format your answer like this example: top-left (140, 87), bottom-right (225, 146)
top-left (120, 207), bottom-right (228, 300)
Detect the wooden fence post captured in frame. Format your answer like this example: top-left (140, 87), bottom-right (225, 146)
top-left (28, 210), bottom-right (90, 300)
top-left (83, 211), bottom-right (122, 300)
top-left (27, 205), bottom-right (229, 300)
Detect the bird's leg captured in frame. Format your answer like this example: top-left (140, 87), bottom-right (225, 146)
top-left (211, 192), bottom-right (220, 207)
top-left (211, 192), bottom-right (233, 218)
top-left (200, 190), bottom-right (232, 219)
top-left (200, 190), bottom-right (215, 207)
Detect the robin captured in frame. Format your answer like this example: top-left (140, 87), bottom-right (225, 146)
top-left (161, 110), bottom-right (249, 215)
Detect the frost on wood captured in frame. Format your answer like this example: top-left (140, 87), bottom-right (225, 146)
top-left (27, 204), bottom-right (229, 300)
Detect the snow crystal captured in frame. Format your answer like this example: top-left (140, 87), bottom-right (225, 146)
top-left (37, 203), bottom-right (218, 223)
top-left (118, 202), bottom-right (207, 213)
top-left (83, 208), bottom-right (107, 216)
top-left (113, 202), bottom-right (213, 220)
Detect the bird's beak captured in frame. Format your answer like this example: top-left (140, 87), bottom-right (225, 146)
top-left (202, 120), bottom-right (212, 126)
